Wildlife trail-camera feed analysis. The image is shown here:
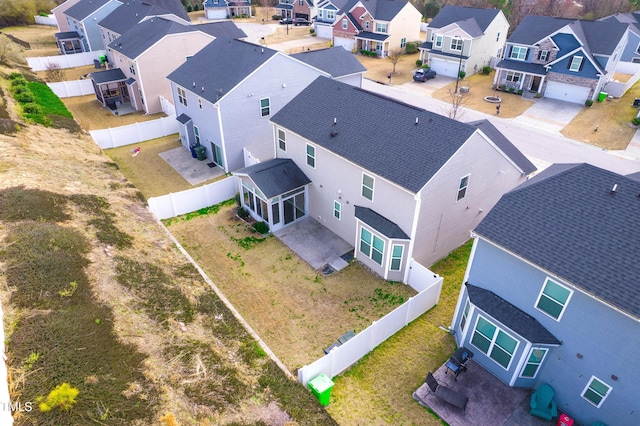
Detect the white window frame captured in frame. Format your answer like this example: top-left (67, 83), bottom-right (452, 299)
top-left (194, 125), bottom-right (200, 145)
top-left (360, 227), bottom-right (384, 265)
top-left (519, 347), bottom-right (548, 379)
top-left (510, 46), bottom-right (527, 60)
top-left (129, 60), bottom-right (135, 75)
top-left (539, 50), bottom-right (549, 61)
top-left (260, 97), bottom-right (270, 117)
top-left (569, 56), bottom-right (583, 72)
top-left (435, 35), bottom-right (443, 48)
top-left (342, 19), bottom-right (348, 30)
top-left (471, 315), bottom-right (519, 370)
top-left (198, 98), bottom-right (202, 110)
top-left (361, 173), bottom-right (374, 201)
top-left (375, 22), bottom-right (388, 34)
top-left (535, 278), bottom-right (572, 321)
top-left (318, 10), bottom-right (323, 19)
top-left (177, 86), bottom-right (187, 106)
top-left (581, 376), bottom-right (612, 408)
top-left (306, 144), bottom-right (315, 168)
top-left (364, 21), bottom-right (370, 30)
top-left (327, 10), bottom-right (335, 20)
top-left (400, 37), bottom-right (406, 49)
top-left (451, 38), bottom-right (463, 51)
top-left (505, 71), bottom-right (521, 83)
top-left (457, 175), bottom-right (469, 201)
top-left (390, 244), bottom-right (403, 271)
top-left (277, 129), bottom-right (286, 151)
top-left (460, 298), bottom-right (470, 332)
top-left (333, 200), bottom-right (341, 220)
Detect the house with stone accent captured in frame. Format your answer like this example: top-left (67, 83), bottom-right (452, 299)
top-left (332, 0), bottom-right (421, 58)
top-left (493, 15), bottom-right (629, 104)
top-left (203, 0), bottom-right (251, 20)
top-left (314, 0), bottom-right (348, 39)
top-left (450, 163), bottom-right (640, 425)
top-left (275, 0), bottom-right (316, 22)
top-left (418, 5), bottom-right (509, 78)
top-left (234, 76), bottom-right (536, 281)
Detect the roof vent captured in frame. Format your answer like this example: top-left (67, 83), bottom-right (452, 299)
top-left (333, 117), bottom-right (337, 125)
top-left (201, 86), bottom-right (205, 92)
top-left (261, 48), bottom-right (264, 54)
top-left (415, 117), bottom-right (419, 125)
top-left (193, 82), bottom-right (196, 87)
top-left (611, 183), bottom-right (618, 193)
top-left (330, 131), bottom-right (338, 137)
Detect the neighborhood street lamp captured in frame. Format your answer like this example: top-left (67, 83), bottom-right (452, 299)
top-left (454, 36), bottom-right (464, 95)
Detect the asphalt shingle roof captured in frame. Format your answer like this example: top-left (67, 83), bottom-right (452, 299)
top-left (66, 0), bottom-right (114, 21)
top-left (355, 206), bottom-right (409, 239)
top-left (90, 68), bottom-right (126, 83)
top-left (55, 31), bottom-right (81, 40)
top-left (466, 119), bottom-right (536, 175)
top-left (338, 0), bottom-right (408, 21)
top-left (474, 163), bottom-right (640, 319)
top-left (271, 77), bottom-right (478, 193)
top-left (99, 0), bottom-right (189, 34)
top-left (291, 47), bottom-right (366, 77)
top-left (495, 59), bottom-right (546, 75)
top-left (235, 158), bottom-right (311, 198)
top-left (429, 5), bottom-right (501, 33)
top-left (466, 284), bottom-right (561, 345)
top-left (167, 37), bottom-right (277, 104)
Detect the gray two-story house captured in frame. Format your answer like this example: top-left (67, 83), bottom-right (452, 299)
top-left (450, 163), bottom-right (640, 425)
top-left (235, 77), bottom-right (536, 281)
top-left (494, 15), bottom-right (629, 103)
top-left (62, 0), bottom-right (122, 52)
top-left (314, 0), bottom-right (347, 39)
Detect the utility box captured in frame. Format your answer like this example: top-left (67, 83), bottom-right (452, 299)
top-left (193, 145), bottom-right (207, 161)
top-left (308, 374), bottom-right (334, 407)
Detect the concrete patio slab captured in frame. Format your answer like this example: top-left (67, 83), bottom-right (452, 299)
top-left (273, 217), bottom-right (353, 270)
top-left (413, 360), bottom-right (552, 426)
top-left (159, 146), bottom-right (225, 185)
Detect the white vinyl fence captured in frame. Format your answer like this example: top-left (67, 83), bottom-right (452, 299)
top-left (47, 79), bottom-right (94, 98)
top-left (298, 273), bottom-right (443, 386)
top-left (0, 302), bottom-right (15, 425)
top-left (34, 14), bottom-right (57, 26)
top-left (90, 116), bottom-right (178, 149)
top-left (26, 51), bottom-right (106, 71)
top-left (147, 177), bottom-right (238, 220)
top-left (159, 96), bottom-right (176, 117)
top-left (606, 62), bottom-right (640, 98)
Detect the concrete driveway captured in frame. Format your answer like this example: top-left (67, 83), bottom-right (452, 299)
top-left (235, 22), bottom-right (278, 44)
top-left (514, 98), bottom-right (583, 132)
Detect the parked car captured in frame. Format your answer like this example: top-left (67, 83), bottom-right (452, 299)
top-left (293, 18), bottom-right (312, 26)
top-left (279, 18), bottom-right (292, 25)
top-left (413, 68), bottom-right (437, 82)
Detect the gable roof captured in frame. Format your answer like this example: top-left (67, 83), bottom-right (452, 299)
top-left (66, 0), bottom-right (117, 21)
top-left (167, 37), bottom-right (277, 104)
top-left (338, 0), bottom-right (409, 22)
top-left (108, 18), bottom-right (245, 60)
top-left (98, 0), bottom-right (189, 33)
top-left (428, 5), bottom-right (502, 33)
top-left (467, 119), bottom-right (536, 175)
top-left (272, 77), bottom-right (478, 194)
top-left (291, 47), bottom-right (366, 77)
top-left (466, 284), bottom-right (561, 345)
top-left (474, 163), bottom-right (640, 319)
top-left (235, 159), bottom-right (311, 199)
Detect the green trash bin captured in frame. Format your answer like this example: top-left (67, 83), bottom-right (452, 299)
top-left (598, 92), bottom-right (608, 102)
top-left (308, 374), bottom-right (334, 407)
top-left (193, 145), bottom-right (207, 161)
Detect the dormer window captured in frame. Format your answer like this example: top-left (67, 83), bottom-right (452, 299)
top-left (510, 46), bottom-right (527, 60)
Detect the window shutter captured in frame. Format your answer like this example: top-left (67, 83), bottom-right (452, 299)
top-left (567, 57), bottom-right (572, 69)
top-left (537, 50), bottom-right (541, 60)
top-left (508, 46), bottom-right (512, 58)
top-left (579, 58), bottom-right (585, 71)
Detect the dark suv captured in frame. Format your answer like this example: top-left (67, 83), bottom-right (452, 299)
top-left (279, 18), bottom-right (293, 25)
top-left (413, 68), bottom-right (437, 82)
top-left (293, 18), bottom-right (312, 26)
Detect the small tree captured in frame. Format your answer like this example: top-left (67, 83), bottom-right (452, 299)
top-left (45, 62), bottom-right (65, 82)
top-left (443, 87), bottom-right (468, 121)
top-left (386, 48), bottom-right (404, 75)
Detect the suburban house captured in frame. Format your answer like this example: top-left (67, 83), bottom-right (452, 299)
top-left (52, 0), bottom-right (82, 33)
top-left (98, 0), bottom-right (190, 52)
top-left (167, 39), bottom-right (364, 171)
top-left (290, 46), bottom-right (366, 86)
top-left (418, 5), bottom-right (509, 78)
top-left (275, 0), bottom-right (316, 22)
top-left (332, 0), bottom-right (422, 57)
top-left (89, 18), bottom-right (246, 114)
top-left (60, 0), bottom-right (122, 52)
top-left (235, 77), bottom-right (536, 282)
top-left (450, 163), bottom-right (640, 425)
top-left (493, 15), bottom-right (630, 104)
top-left (314, 0), bottom-right (348, 39)
top-left (203, 0), bottom-right (251, 20)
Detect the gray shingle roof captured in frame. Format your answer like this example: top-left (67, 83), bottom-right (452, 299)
top-left (474, 163), bottom-right (640, 319)
top-left (456, 18), bottom-right (484, 38)
top-left (508, 15), bottom-right (573, 45)
top-left (90, 68), bottom-right (126, 83)
top-left (191, 21), bottom-right (247, 39)
top-left (176, 113), bottom-right (191, 124)
top-left (271, 77), bottom-right (478, 193)
top-left (98, 0), bottom-right (189, 34)
top-left (466, 283), bottom-right (561, 345)
top-left (55, 31), bottom-right (81, 40)
top-left (235, 158), bottom-right (311, 199)
top-left (291, 47), bottom-right (366, 77)
top-left (355, 206), bottom-right (409, 239)
top-left (466, 119), bottom-right (536, 176)
top-left (495, 59), bottom-right (546, 75)
top-left (428, 5), bottom-right (501, 33)
top-left (355, 31), bottom-right (389, 41)
top-left (66, 0), bottom-right (114, 21)
top-left (338, 0), bottom-right (408, 21)
top-left (167, 37), bottom-right (277, 105)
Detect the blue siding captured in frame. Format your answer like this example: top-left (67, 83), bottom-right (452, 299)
top-left (550, 53), bottom-right (599, 79)
top-left (452, 237), bottom-right (640, 425)
top-left (620, 32), bottom-right (640, 62)
top-left (552, 33), bottom-right (581, 55)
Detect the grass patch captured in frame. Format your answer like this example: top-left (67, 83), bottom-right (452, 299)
top-left (0, 186), bottom-right (71, 222)
top-left (26, 81), bottom-right (73, 118)
top-left (163, 197), bottom-right (236, 226)
top-left (70, 194), bottom-right (133, 249)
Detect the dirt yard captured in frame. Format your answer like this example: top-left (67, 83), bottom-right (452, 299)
top-left (36, 64), bottom-right (95, 82)
top-left (62, 94), bottom-right (166, 130)
top-left (357, 52), bottom-right (421, 85)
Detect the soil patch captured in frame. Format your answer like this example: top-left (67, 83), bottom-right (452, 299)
top-left (62, 95), bottom-right (166, 131)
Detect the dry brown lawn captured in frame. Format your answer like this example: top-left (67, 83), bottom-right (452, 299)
top-left (167, 208), bottom-right (417, 371)
top-left (62, 94), bottom-right (166, 130)
top-left (431, 72), bottom-right (534, 119)
top-left (3, 25), bottom-right (59, 57)
top-left (36, 64), bottom-right (95, 82)
top-left (357, 52), bottom-right (421, 85)
top-left (560, 82), bottom-right (640, 150)
top-left (264, 25), bottom-right (315, 45)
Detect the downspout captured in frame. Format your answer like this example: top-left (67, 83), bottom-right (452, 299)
top-left (215, 102), bottom-right (230, 172)
top-left (402, 192), bottom-right (422, 284)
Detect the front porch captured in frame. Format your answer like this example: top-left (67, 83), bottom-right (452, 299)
top-left (414, 360), bottom-right (556, 426)
top-left (355, 32), bottom-right (389, 57)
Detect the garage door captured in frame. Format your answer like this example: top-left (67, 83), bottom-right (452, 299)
top-left (544, 81), bottom-right (591, 104)
top-left (206, 9), bottom-right (226, 20)
top-left (429, 58), bottom-right (459, 78)
top-left (334, 36), bottom-right (354, 52)
top-left (315, 23), bottom-right (332, 39)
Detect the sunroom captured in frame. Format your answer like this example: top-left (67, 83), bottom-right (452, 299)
top-left (234, 159), bottom-right (311, 233)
